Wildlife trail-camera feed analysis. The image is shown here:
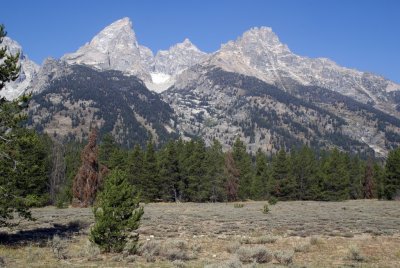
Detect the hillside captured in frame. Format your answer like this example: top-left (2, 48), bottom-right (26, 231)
top-left (27, 63), bottom-right (177, 147)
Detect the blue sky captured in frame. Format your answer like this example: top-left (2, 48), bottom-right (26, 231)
top-left (2, 0), bottom-right (399, 82)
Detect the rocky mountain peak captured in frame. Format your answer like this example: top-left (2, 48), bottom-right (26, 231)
top-left (61, 17), bottom-right (151, 80)
top-left (87, 17), bottom-right (138, 52)
top-left (175, 38), bottom-right (200, 51)
top-left (153, 38), bottom-right (207, 76)
top-left (222, 26), bottom-right (290, 54)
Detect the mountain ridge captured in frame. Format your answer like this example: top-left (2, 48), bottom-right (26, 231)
top-left (3, 18), bottom-right (399, 100)
top-left (2, 17), bottom-right (400, 156)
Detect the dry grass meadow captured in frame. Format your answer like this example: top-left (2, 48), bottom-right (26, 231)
top-left (1, 200), bottom-right (400, 267)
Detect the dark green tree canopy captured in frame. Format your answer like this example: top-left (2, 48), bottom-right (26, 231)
top-left (0, 24), bottom-right (49, 227)
top-left (384, 148), bottom-right (400, 200)
top-left (90, 169), bottom-right (143, 253)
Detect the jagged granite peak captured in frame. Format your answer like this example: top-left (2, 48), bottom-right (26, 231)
top-left (26, 57), bottom-right (72, 95)
top-left (230, 26), bottom-right (290, 53)
top-left (167, 27), bottom-right (400, 156)
top-left (145, 38), bottom-right (208, 93)
top-left (204, 26), bottom-right (400, 116)
top-left (1, 37), bottom-right (39, 100)
top-left (154, 38), bottom-right (208, 76)
top-left (139, 45), bottom-right (155, 71)
top-left (62, 17), bottom-right (151, 81)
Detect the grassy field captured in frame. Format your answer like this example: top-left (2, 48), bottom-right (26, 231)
top-left (1, 200), bottom-right (400, 267)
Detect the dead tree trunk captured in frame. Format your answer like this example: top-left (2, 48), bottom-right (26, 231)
top-left (72, 129), bottom-right (100, 207)
top-left (49, 141), bottom-right (66, 203)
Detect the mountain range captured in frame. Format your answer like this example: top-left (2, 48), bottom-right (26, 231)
top-left (2, 17), bottom-right (400, 156)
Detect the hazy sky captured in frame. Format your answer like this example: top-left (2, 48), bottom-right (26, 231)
top-left (2, 0), bottom-right (399, 82)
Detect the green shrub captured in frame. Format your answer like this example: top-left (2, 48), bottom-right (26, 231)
top-left (163, 240), bottom-right (195, 261)
top-left (54, 186), bottom-right (72, 209)
top-left (90, 169), bottom-right (144, 253)
top-left (274, 250), bottom-right (294, 265)
top-left (268, 197), bottom-right (278, 205)
top-left (347, 246), bottom-right (365, 262)
top-left (234, 203), bottom-right (244, 208)
top-left (262, 204), bottom-right (269, 214)
top-left (80, 240), bottom-right (101, 261)
top-left (240, 235), bottom-right (278, 244)
top-left (25, 194), bottom-right (49, 207)
top-left (310, 236), bottom-right (322, 245)
top-left (226, 241), bottom-right (241, 253)
top-left (204, 257), bottom-right (242, 268)
top-left (294, 242), bottom-right (311, 252)
top-left (172, 260), bottom-right (187, 268)
top-left (55, 198), bottom-right (68, 209)
top-left (49, 235), bottom-right (68, 260)
top-left (237, 246), bottom-right (273, 263)
top-left (256, 235), bottom-right (278, 244)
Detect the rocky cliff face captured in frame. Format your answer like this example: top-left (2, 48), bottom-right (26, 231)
top-left (162, 27), bottom-right (400, 156)
top-left (61, 18), bottom-right (208, 93)
top-left (154, 38), bottom-right (207, 76)
top-left (1, 37), bottom-right (39, 100)
top-left (205, 27), bottom-right (399, 116)
top-left (146, 38), bottom-right (208, 93)
top-left (61, 17), bottom-right (152, 81)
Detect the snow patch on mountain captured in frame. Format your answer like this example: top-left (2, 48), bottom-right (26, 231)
top-left (61, 19), bottom-right (208, 92)
top-left (145, 72), bottom-right (175, 93)
top-left (151, 72), bottom-right (171, 84)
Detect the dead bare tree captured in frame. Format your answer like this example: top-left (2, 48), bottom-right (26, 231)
top-left (224, 151), bottom-right (240, 201)
top-left (72, 129), bottom-right (100, 207)
top-left (48, 141), bottom-right (66, 203)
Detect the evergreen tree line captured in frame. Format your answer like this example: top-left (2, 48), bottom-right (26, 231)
top-left (95, 135), bottom-right (400, 202)
top-left (3, 131), bottom-right (399, 210)
top-left (0, 23), bottom-right (54, 226)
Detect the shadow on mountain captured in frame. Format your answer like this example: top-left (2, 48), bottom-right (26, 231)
top-left (0, 220), bottom-right (89, 246)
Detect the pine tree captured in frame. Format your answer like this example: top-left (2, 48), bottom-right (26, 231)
top-left (0, 24), bottom-right (36, 227)
top-left (384, 148), bottom-right (400, 200)
top-left (55, 141), bottom-right (83, 206)
top-left (373, 162), bottom-right (385, 199)
top-left (90, 169), bottom-right (144, 253)
top-left (271, 149), bottom-right (294, 200)
top-left (291, 146), bottom-right (320, 200)
top-left (232, 138), bottom-right (253, 200)
top-left (126, 144), bottom-right (144, 192)
top-left (158, 141), bottom-right (181, 201)
top-left (206, 139), bottom-right (226, 202)
top-left (186, 140), bottom-right (209, 201)
top-left (320, 148), bottom-right (350, 201)
top-left (252, 149), bottom-right (269, 200)
top-left (141, 141), bottom-right (159, 201)
top-left (177, 139), bottom-right (193, 201)
top-left (362, 159), bottom-right (374, 199)
top-left (14, 130), bottom-right (51, 206)
top-left (98, 133), bottom-right (118, 167)
top-left (348, 155), bottom-right (363, 199)
top-left (108, 147), bottom-right (129, 170)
